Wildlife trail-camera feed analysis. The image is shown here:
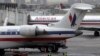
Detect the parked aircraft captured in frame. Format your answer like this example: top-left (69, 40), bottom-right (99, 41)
top-left (0, 3), bottom-right (94, 55)
top-left (28, 15), bottom-right (100, 36)
top-left (80, 15), bottom-right (100, 36)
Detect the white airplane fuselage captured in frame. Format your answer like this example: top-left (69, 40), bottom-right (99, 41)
top-left (80, 15), bottom-right (100, 28)
top-left (0, 25), bottom-right (77, 49)
top-left (28, 15), bottom-right (100, 28)
top-left (28, 16), bottom-right (63, 25)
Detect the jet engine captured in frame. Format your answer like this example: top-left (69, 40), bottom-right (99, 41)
top-left (19, 25), bottom-right (36, 36)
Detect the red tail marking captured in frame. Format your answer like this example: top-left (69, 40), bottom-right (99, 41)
top-left (60, 3), bottom-right (65, 9)
top-left (69, 14), bottom-right (72, 22)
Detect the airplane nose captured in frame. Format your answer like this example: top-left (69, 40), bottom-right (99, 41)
top-left (75, 30), bottom-right (83, 36)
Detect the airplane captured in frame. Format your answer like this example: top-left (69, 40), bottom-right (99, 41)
top-left (0, 3), bottom-right (94, 56)
top-left (28, 15), bottom-right (100, 37)
top-left (27, 3), bottom-right (100, 37)
top-left (79, 15), bottom-right (100, 36)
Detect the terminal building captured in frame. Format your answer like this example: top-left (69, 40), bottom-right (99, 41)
top-left (0, 0), bottom-right (99, 26)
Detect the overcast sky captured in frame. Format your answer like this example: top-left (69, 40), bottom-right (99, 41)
top-left (0, 0), bottom-right (100, 5)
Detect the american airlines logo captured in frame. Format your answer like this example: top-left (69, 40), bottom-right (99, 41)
top-left (69, 13), bottom-right (77, 27)
top-left (35, 17), bottom-right (56, 21)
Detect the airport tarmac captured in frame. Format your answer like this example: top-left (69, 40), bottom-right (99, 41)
top-left (5, 31), bottom-right (100, 56)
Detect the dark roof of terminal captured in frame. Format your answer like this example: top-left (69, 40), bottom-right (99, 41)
top-left (0, 3), bottom-right (18, 8)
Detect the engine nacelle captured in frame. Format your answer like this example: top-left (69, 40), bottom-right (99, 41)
top-left (19, 25), bottom-right (36, 36)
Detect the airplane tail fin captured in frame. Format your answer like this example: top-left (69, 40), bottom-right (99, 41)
top-left (49, 3), bottom-right (95, 30)
top-left (60, 3), bottom-right (65, 9)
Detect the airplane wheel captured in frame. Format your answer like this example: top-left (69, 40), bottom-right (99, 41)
top-left (39, 47), bottom-right (47, 52)
top-left (94, 31), bottom-right (99, 36)
top-left (0, 49), bottom-right (5, 56)
top-left (47, 47), bottom-right (53, 52)
top-left (47, 46), bottom-right (58, 53)
top-left (52, 47), bottom-right (58, 52)
top-left (39, 47), bottom-right (58, 53)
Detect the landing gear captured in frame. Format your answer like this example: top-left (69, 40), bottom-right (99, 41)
top-left (50, 47), bottom-right (58, 52)
top-left (94, 31), bottom-right (99, 36)
top-left (0, 49), bottom-right (5, 56)
top-left (39, 47), bottom-right (47, 52)
top-left (47, 46), bottom-right (58, 52)
top-left (39, 46), bottom-right (59, 53)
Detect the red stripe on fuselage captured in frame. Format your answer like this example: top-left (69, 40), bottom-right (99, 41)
top-left (0, 37), bottom-right (69, 42)
top-left (81, 22), bottom-right (100, 25)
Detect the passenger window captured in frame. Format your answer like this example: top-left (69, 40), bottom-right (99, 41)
top-left (7, 32), bottom-right (10, 35)
top-left (1, 32), bottom-right (6, 35)
top-left (12, 32), bottom-right (16, 35)
top-left (17, 32), bottom-right (20, 35)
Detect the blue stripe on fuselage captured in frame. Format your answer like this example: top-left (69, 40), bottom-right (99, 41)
top-left (0, 31), bottom-right (75, 35)
top-left (47, 31), bottom-right (75, 34)
top-left (0, 31), bottom-right (20, 35)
